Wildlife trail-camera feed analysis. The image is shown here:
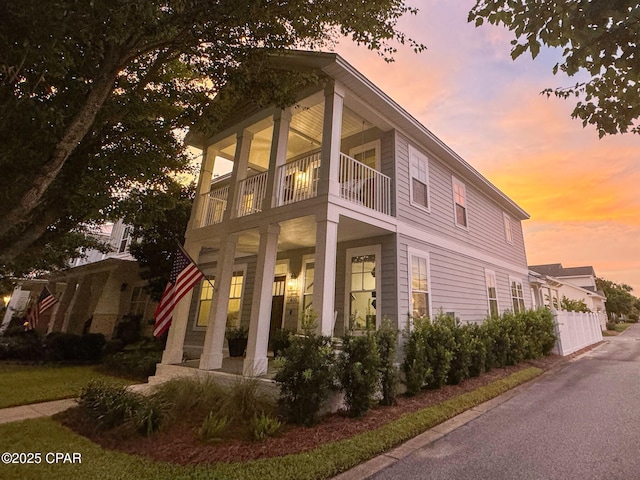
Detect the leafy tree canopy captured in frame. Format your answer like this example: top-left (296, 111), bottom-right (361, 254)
top-left (0, 0), bottom-right (423, 279)
top-left (469, 1), bottom-right (640, 137)
top-left (596, 277), bottom-right (639, 320)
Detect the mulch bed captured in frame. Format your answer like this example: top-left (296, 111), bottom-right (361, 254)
top-left (59, 349), bottom-right (595, 466)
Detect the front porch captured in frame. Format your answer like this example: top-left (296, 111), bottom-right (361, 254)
top-left (164, 214), bottom-right (397, 379)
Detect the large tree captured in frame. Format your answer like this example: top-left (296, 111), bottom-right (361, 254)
top-left (469, 1), bottom-right (640, 137)
top-left (596, 277), bottom-right (639, 320)
top-left (0, 0), bottom-right (423, 276)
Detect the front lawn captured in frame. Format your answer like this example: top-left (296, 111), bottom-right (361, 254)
top-left (0, 368), bottom-right (542, 480)
top-left (0, 363), bottom-right (136, 409)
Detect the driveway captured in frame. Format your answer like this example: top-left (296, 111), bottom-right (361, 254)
top-left (371, 324), bottom-right (640, 480)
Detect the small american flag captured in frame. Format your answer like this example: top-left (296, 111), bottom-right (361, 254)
top-left (153, 247), bottom-right (204, 337)
top-left (25, 287), bottom-right (58, 330)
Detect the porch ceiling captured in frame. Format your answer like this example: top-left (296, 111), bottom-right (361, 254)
top-left (233, 215), bottom-right (392, 256)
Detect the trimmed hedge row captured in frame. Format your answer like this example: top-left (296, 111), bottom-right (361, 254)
top-left (0, 331), bottom-right (106, 363)
top-left (403, 308), bottom-right (556, 395)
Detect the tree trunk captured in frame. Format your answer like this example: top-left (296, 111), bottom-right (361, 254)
top-left (0, 61), bottom-right (122, 255)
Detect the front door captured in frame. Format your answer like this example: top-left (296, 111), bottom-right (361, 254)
top-left (269, 275), bottom-right (286, 347)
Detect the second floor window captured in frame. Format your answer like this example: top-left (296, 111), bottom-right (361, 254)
top-left (409, 145), bottom-right (429, 210)
top-left (504, 213), bottom-right (513, 244)
top-left (452, 177), bottom-right (467, 228)
top-left (118, 226), bottom-right (132, 253)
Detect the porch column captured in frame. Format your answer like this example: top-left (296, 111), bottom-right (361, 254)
top-left (161, 243), bottom-right (201, 365)
top-left (313, 211), bottom-right (339, 336)
top-left (188, 145), bottom-right (217, 230)
top-left (244, 223), bottom-right (280, 377)
top-left (61, 277), bottom-right (86, 333)
top-left (224, 130), bottom-right (253, 222)
top-left (199, 234), bottom-right (239, 370)
top-left (318, 82), bottom-right (345, 198)
top-left (265, 109), bottom-right (291, 210)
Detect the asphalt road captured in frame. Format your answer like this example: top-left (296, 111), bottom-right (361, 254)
top-left (371, 324), bottom-right (640, 480)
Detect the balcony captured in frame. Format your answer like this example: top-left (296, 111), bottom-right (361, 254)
top-left (199, 152), bottom-right (391, 227)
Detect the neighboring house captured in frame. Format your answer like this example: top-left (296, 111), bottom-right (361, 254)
top-left (160, 51), bottom-right (533, 378)
top-left (529, 263), bottom-right (608, 315)
top-left (1, 220), bottom-right (156, 340)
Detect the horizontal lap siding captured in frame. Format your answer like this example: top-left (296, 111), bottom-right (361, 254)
top-left (394, 132), bottom-right (528, 267)
top-left (398, 235), bottom-right (530, 323)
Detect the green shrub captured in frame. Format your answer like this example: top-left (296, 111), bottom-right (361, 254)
top-left (402, 316), bottom-right (431, 396)
top-left (422, 313), bottom-right (455, 388)
top-left (44, 332), bottom-right (106, 362)
top-left (274, 332), bottom-right (336, 426)
top-left (448, 320), bottom-right (473, 385)
top-left (199, 412), bottom-right (228, 443)
top-left (270, 328), bottom-right (293, 357)
top-left (152, 376), bottom-right (226, 425)
top-left (0, 330), bottom-right (43, 361)
top-left (250, 413), bottom-right (282, 441)
top-left (337, 332), bottom-right (380, 418)
top-left (522, 308), bottom-right (556, 358)
top-left (606, 321), bottom-right (617, 331)
top-left (375, 320), bottom-right (400, 406)
top-left (224, 377), bottom-right (274, 423)
top-left (467, 324), bottom-right (487, 377)
top-left (101, 339), bottom-right (162, 380)
top-left (78, 380), bottom-right (162, 435)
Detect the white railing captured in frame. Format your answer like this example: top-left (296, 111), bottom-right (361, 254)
top-left (201, 185), bottom-right (229, 226)
top-left (237, 171), bottom-right (268, 217)
top-left (339, 153), bottom-right (391, 215)
top-left (553, 310), bottom-right (603, 356)
top-left (276, 152), bottom-right (321, 206)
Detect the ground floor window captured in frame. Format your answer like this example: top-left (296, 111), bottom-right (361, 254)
top-left (195, 270), bottom-right (245, 328)
top-left (346, 246), bottom-right (380, 331)
top-left (510, 278), bottom-right (525, 313)
top-left (301, 258), bottom-right (315, 320)
top-left (409, 250), bottom-right (430, 319)
top-left (485, 270), bottom-right (499, 317)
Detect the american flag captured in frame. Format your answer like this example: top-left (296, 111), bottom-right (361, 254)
top-left (25, 287), bottom-right (58, 330)
top-left (153, 247), bottom-right (204, 337)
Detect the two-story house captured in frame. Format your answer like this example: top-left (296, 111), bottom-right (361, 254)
top-left (160, 51), bottom-right (532, 377)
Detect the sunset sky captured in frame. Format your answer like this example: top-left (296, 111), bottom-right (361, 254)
top-left (335, 0), bottom-right (640, 293)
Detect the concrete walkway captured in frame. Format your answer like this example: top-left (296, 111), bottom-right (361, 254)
top-left (0, 398), bottom-right (77, 424)
top-left (0, 383), bottom-right (153, 425)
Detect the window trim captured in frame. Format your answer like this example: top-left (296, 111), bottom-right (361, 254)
top-left (509, 276), bottom-right (526, 314)
top-left (485, 269), bottom-right (499, 317)
top-left (344, 245), bottom-right (382, 331)
top-left (193, 264), bottom-right (247, 330)
top-left (407, 247), bottom-right (432, 320)
top-left (503, 213), bottom-right (513, 244)
top-left (408, 145), bottom-right (430, 212)
top-left (452, 176), bottom-right (468, 229)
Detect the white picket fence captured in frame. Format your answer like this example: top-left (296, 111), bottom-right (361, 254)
top-left (553, 311), bottom-right (604, 356)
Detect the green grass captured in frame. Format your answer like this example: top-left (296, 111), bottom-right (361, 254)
top-left (614, 322), bottom-right (633, 333)
top-left (0, 367), bottom-right (542, 480)
top-left (0, 363), bottom-right (136, 409)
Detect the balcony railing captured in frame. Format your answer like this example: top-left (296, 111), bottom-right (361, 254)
top-left (237, 171), bottom-right (268, 217)
top-left (276, 152), bottom-right (321, 206)
top-left (201, 185), bottom-right (229, 226)
top-left (199, 151), bottom-right (391, 226)
top-left (339, 153), bottom-right (391, 215)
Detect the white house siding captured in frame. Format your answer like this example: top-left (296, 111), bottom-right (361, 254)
top-left (394, 132), bottom-right (528, 268)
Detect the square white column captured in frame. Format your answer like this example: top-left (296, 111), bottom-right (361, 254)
top-left (243, 223), bottom-right (280, 377)
top-left (318, 82), bottom-right (345, 198)
top-left (313, 212), bottom-right (339, 336)
top-left (161, 243), bottom-right (201, 364)
top-left (199, 234), bottom-right (238, 370)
